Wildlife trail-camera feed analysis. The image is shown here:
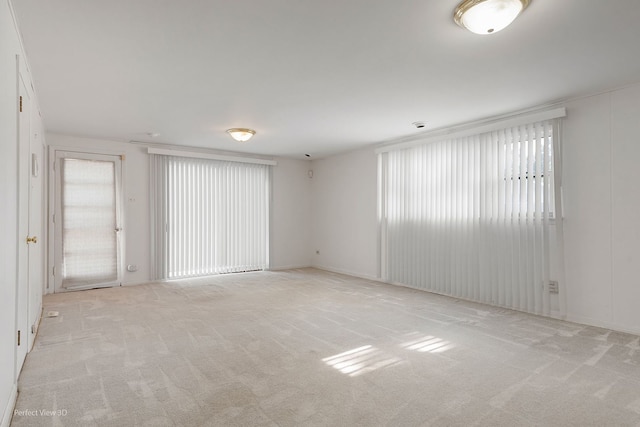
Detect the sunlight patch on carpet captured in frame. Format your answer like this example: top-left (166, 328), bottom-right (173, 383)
top-left (401, 335), bottom-right (453, 354)
top-left (322, 345), bottom-right (402, 377)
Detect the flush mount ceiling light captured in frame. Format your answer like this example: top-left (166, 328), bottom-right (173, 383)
top-left (226, 128), bottom-right (256, 142)
top-left (454, 0), bottom-right (530, 35)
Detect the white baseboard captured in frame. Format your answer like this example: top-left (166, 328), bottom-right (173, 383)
top-left (269, 265), bottom-right (312, 271)
top-left (311, 265), bottom-right (381, 282)
top-left (28, 303), bottom-right (43, 352)
top-left (1, 383), bottom-right (17, 427)
top-left (563, 314), bottom-right (640, 337)
top-left (121, 281), bottom-right (151, 287)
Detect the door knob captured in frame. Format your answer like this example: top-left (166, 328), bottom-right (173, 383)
top-left (26, 236), bottom-right (37, 244)
top-left (115, 227), bottom-right (122, 232)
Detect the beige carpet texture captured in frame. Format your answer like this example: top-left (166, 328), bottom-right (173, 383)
top-left (11, 269), bottom-right (640, 426)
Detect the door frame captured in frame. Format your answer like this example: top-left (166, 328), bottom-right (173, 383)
top-left (48, 147), bottom-right (125, 293)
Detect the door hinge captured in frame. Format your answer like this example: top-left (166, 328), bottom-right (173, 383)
top-left (17, 330), bottom-right (21, 346)
top-left (19, 96), bottom-right (23, 112)
top-left (52, 266), bottom-right (55, 276)
top-left (52, 213), bottom-right (55, 223)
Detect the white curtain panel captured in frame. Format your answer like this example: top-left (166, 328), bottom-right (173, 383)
top-left (150, 155), bottom-right (270, 280)
top-left (380, 120), bottom-right (561, 315)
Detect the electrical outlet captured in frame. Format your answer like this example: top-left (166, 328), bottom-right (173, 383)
top-left (127, 264), bottom-right (138, 272)
top-left (548, 281), bottom-right (559, 294)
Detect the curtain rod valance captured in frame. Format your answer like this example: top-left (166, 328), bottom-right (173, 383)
top-left (375, 107), bottom-right (566, 154)
top-left (147, 147), bottom-right (277, 166)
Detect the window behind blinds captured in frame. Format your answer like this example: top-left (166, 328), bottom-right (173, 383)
top-left (379, 119), bottom-right (563, 315)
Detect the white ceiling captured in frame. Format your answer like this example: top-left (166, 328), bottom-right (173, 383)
top-left (11, 1), bottom-right (640, 158)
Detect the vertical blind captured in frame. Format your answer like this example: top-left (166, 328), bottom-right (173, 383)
top-left (150, 155), bottom-right (270, 280)
top-left (61, 158), bottom-right (118, 286)
top-left (379, 119), bottom-right (562, 315)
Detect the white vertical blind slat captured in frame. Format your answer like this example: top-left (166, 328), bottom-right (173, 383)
top-left (542, 121), bottom-right (552, 314)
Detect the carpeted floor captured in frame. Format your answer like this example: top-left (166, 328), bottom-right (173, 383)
top-left (11, 268), bottom-right (640, 426)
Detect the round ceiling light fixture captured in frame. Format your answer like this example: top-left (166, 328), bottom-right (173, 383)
top-left (226, 128), bottom-right (256, 142)
top-left (454, 0), bottom-right (530, 35)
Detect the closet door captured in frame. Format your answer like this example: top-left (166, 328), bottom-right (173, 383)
top-left (16, 67), bottom-right (31, 372)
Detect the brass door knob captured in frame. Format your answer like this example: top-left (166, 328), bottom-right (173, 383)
top-left (26, 236), bottom-right (37, 244)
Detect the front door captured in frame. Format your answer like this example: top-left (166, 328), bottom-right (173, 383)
top-left (53, 151), bottom-right (123, 292)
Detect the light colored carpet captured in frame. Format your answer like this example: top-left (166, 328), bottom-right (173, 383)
top-left (11, 268), bottom-right (640, 426)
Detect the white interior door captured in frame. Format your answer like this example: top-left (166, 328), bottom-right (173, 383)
top-left (54, 151), bottom-right (123, 292)
top-left (27, 122), bottom-right (44, 350)
top-left (16, 70), bottom-right (31, 373)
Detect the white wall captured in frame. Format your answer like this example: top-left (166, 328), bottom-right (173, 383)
top-left (310, 148), bottom-right (378, 280)
top-left (561, 94), bottom-right (612, 327)
top-left (46, 134), bottom-right (312, 283)
top-left (563, 83), bottom-right (640, 335)
top-left (271, 157), bottom-right (312, 269)
top-left (610, 85), bottom-right (640, 331)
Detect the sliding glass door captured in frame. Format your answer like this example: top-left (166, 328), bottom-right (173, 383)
top-left (150, 154), bottom-right (270, 280)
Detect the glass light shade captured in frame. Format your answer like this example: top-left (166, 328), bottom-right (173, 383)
top-left (455, 0), bottom-right (529, 35)
top-left (226, 128), bottom-right (256, 142)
